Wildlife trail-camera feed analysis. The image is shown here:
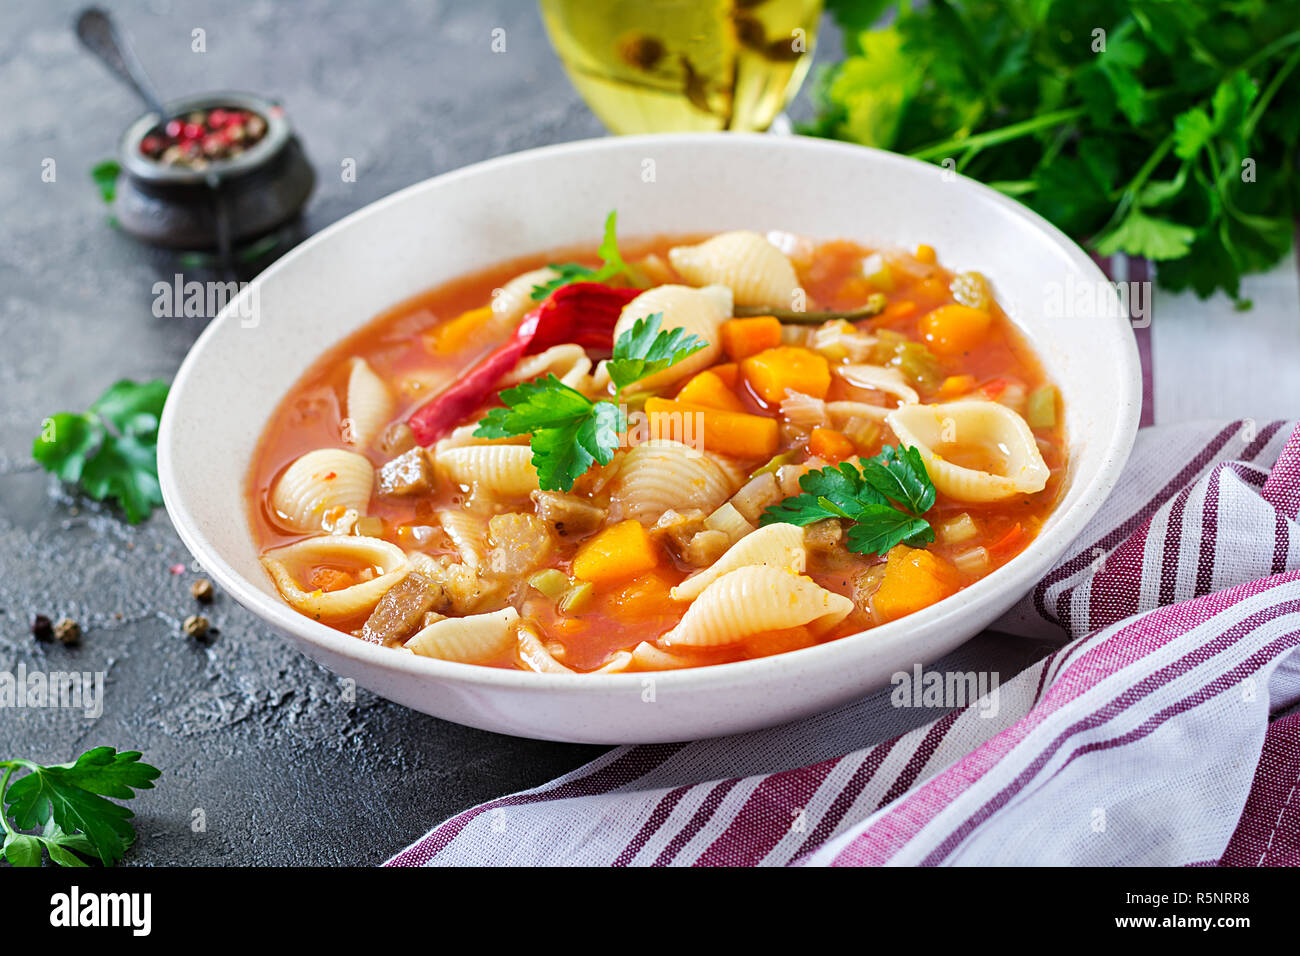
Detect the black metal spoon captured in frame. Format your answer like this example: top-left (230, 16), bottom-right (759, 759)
top-left (75, 7), bottom-right (168, 120)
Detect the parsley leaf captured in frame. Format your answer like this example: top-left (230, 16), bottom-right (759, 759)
top-left (530, 211), bottom-right (639, 300)
top-left (474, 314), bottom-right (706, 491)
top-left (606, 312), bottom-right (706, 393)
top-left (2, 747), bottom-right (161, 867)
top-left (474, 375), bottom-right (623, 492)
top-left (761, 445), bottom-right (937, 556)
top-left (32, 379), bottom-right (169, 524)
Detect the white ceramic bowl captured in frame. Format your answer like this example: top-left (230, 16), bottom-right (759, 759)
top-left (159, 134), bottom-right (1140, 743)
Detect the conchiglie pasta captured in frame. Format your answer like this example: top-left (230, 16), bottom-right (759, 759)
top-left (886, 400), bottom-right (1050, 503)
top-left (260, 535), bottom-right (407, 622)
top-left (438, 444), bottom-right (539, 498)
top-left (502, 343), bottom-right (592, 390)
top-left (404, 606), bottom-right (519, 662)
top-left (663, 566), bottom-right (854, 647)
top-left (270, 448), bottom-right (375, 533)
top-left (671, 522), bottom-right (806, 601)
top-left (668, 230), bottom-right (803, 309)
top-left (613, 284), bottom-right (730, 389)
top-left (343, 357), bottom-right (394, 449)
top-left (437, 510), bottom-right (488, 569)
top-left (837, 364), bottom-right (920, 406)
top-left (608, 440), bottom-right (736, 525)
top-left (492, 267), bottom-right (560, 326)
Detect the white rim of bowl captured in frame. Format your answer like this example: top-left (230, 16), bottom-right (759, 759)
top-left (158, 132), bottom-right (1141, 693)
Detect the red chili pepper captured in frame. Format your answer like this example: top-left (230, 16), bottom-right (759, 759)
top-left (407, 282), bottom-right (641, 445)
top-left (980, 377), bottom-right (1010, 400)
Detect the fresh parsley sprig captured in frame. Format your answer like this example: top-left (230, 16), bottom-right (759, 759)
top-left (474, 312), bottom-right (705, 492)
top-left (32, 379), bottom-right (170, 524)
top-left (1, 747), bottom-right (161, 867)
top-left (808, 1), bottom-right (1300, 302)
top-left (762, 445), bottom-right (937, 556)
top-left (530, 210), bottom-right (642, 300)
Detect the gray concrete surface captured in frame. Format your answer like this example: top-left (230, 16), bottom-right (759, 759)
top-left (0, 0), bottom-right (854, 865)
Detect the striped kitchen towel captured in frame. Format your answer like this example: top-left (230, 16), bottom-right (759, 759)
top-left (387, 419), bottom-right (1300, 866)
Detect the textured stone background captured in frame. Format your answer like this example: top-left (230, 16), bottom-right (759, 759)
top-left (0, 0), bottom-right (856, 865)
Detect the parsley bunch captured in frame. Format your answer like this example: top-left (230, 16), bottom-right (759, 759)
top-left (762, 445), bottom-right (937, 555)
top-left (530, 211), bottom-right (642, 300)
top-left (33, 379), bottom-right (170, 524)
top-left (1, 748), bottom-right (161, 867)
top-left (808, 0), bottom-right (1300, 301)
top-left (475, 313), bottom-right (705, 491)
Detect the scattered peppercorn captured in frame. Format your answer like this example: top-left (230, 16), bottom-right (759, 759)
top-left (182, 615), bottom-right (210, 639)
top-left (190, 578), bottom-right (214, 603)
top-left (30, 614), bottom-right (52, 640)
top-left (53, 618), bottom-right (81, 644)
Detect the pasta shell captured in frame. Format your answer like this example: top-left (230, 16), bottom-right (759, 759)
top-left (516, 621), bottom-right (573, 674)
top-left (343, 357), bottom-right (395, 449)
top-left (671, 522), bottom-right (806, 601)
top-left (502, 343), bottom-right (592, 389)
top-left (260, 535), bottom-right (408, 622)
top-left (405, 606), bottom-right (519, 662)
top-left (837, 364), bottom-right (920, 406)
top-left (608, 440), bottom-right (736, 526)
top-left (668, 231), bottom-right (803, 309)
top-left (437, 510), bottom-right (489, 570)
top-left (886, 400), bottom-right (1050, 503)
top-left (663, 566), bottom-right (853, 647)
top-left (492, 267), bottom-right (560, 326)
top-left (613, 284), bottom-right (730, 389)
top-left (270, 448), bottom-right (375, 533)
top-left (438, 445), bottom-right (539, 498)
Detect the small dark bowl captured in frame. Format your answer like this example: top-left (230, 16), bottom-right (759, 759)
top-left (114, 91), bottom-right (315, 251)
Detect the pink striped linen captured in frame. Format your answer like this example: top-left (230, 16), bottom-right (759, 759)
top-left (387, 420), bottom-right (1300, 867)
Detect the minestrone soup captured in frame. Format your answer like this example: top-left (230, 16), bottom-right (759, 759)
top-left (248, 221), bottom-right (1066, 673)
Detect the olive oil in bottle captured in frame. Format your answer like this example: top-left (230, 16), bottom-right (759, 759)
top-left (539, 0), bottom-right (822, 134)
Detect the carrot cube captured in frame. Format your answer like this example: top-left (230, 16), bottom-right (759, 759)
top-left (572, 519), bottom-right (660, 583)
top-left (741, 346), bottom-right (832, 404)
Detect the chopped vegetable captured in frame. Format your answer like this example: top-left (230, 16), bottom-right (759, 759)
top-left (761, 444), bottom-right (937, 556)
top-left (861, 253), bottom-right (893, 291)
top-left (557, 581), bottom-right (595, 615)
top-left (644, 397), bottom-right (780, 458)
top-left (675, 368), bottom-right (747, 412)
top-left (426, 305), bottom-right (495, 355)
top-left (937, 512), bottom-right (979, 545)
top-left (572, 519), bottom-right (660, 583)
top-left (32, 378), bottom-right (169, 524)
top-left (872, 545), bottom-right (960, 623)
top-left (808, 427), bottom-right (856, 463)
top-left (919, 304), bottom-right (993, 356)
top-left (1026, 384), bottom-right (1059, 429)
top-left (750, 450), bottom-right (795, 478)
top-left (915, 244), bottom-right (936, 265)
top-left (741, 346), bottom-right (832, 404)
top-left (721, 315), bottom-right (783, 360)
top-left (528, 568), bottom-right (570, 600)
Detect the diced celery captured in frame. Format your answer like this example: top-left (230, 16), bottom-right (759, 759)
top-left (896, 341), bottom-right (942, 390)
top-left (861, 253), bottom-right (894, 291)
top-left (558, 581), bottom-right (594, 615)
top-left (749, 450), bottom-right (795, 478)
top-left (1025, 385), bottom-right (1059, 429)
top-left (353, 516), bottom-right (385, 538)
top-left (938, 512), bottom-right (978, 544)
top-left (528, 569), bottom-right (569, 600)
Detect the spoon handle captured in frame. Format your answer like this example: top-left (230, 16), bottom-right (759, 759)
top-left (75, 7), bottom-right (168, 119)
